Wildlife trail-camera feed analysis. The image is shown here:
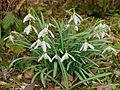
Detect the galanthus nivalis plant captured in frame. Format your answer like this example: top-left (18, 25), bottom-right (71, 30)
top-left (7, 8), bottom-right (119, 90)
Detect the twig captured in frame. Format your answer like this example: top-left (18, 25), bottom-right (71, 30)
top-left (14, 0), bottom-right (26, 13)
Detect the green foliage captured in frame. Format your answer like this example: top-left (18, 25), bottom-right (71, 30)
top-left (8, 8), bottom-right (118, 89)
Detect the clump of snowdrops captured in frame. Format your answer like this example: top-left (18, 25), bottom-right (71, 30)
top-left (5, 8), bottom-right (119, 89)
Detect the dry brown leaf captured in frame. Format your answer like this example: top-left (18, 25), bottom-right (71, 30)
top-left (0, 57), bottom-right (2, 62)
top-left (113, 70), bottom-right (120, 77)
top-left (24, 83), bottom-right (34, 90)
top-left (0, 81), bottom-right (7, 85)
top-left (24, 68), bottom-right (34, 79)
top-left (47, 10), bottom-right (52, 15)
top-left (54, 86), bottom-right (61, 90)
top-left (17, 74), bottom-right (22, 79)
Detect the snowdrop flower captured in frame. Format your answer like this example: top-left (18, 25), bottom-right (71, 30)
top-left (23, 14), bottom-right (35, 23)
top-left (24, 24), bottom-right (38, 35)
top-left (68, 12), bottom-right (83, 24)
top-left (38, 53), bottom-right (52, 62)
top-left (52, 55), bottom-right (61, 61)
top-left (80, 40), bottom-right (94, 51)
top-left (65, 24), bottom-right (70, 28)
top-left (38, 24), bottom-right (54, 38)
top-left (4, 34), bottom-right (14, 43)
top-left (95, 23), bottom-right (103, 30)
top-left (61, 51), bottom-right (75, 62)
top-left (100, 31), bottom-right (110, 38)
top-left (68, 12), bottom-right (82, 31)
top-left (41, 39), bottom-right (51, 52)
top-left (30, 38), bottom-right (41, 49)
top-left (102, 24), bottom-right (111, 31)
top-left (102, 46), bottom-right (117, 54)
top-left (93, 33), bottom-right (101, 39)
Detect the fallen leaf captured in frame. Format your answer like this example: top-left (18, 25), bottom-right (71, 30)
top-left (113, 70), bottom-right (120, 77)
top-left (47, 10), bottom-right (52, 15)
top-left (24, 68), bottom-right (34, 79)
top-left (0, 57), bottom-right (2, 62)
top-left (24, 83), bottom-right (34, 90)
top-left (17, 74), bottom-right (22, 79)
top-left (0, 81), bottom-right (7, 85)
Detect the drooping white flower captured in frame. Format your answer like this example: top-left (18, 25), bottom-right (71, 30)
top-left (80, 40), bottom-right (94, 51)
top-left (95, 23), bottom-right (103, 30)
top-left (23, 14), bottom-right (35, 23)
top-left (4, 34), bottom-right (15, 43)
top-left (93, 33), bottom-right (101, 39)
top-left (102, 24), bottom-right (111, 31)
top-left (38, 24), bottom-right (54, 38)
top-left (102, 46), bottom-right (117, 54)
top-left (24, 25), bottom-right (38, 35)
top-left (61, 52), bottom-right (75, 62)
top-left (38, 53), bottom-right (52, 62)
top-left (68, 12), bottom-right (83, 24)
top-left (68, 12), bottom-right (82, 31)
top-left (30, 39), bottom-right (41, 49)
top-left (41, 40), bottom-right (51, 52)
top-left (52, 55), bottom-right (61, 61)
top-left (100, 31), bottom-right (110, 38)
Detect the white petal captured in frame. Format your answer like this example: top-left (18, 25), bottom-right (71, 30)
top-left (30, 41), bottom-right (37, 48)
top-left (34, 43), bottom-right (40, 49)
top-left (83, 43), bottom-right (88, 51)
top-left (38, 54), bottom-right (44, 62)
top-left (46, 42), bottom-right (51, 48)
top-left (38, 30), bottom-right (44, 38)
top-left (111, 47), bottom-right (117, 53)
top-left (80, 44), bottom-right (84, 51)
top-left (42, 41), bottom-right (46, 52)
top-left (52, 55), bottom-right (56, 61)
top-left (49, 23), bottom-right (56, 28)
top-left (76, 14), bottom-right (83, 20)
top-left (68, 16), bottom-right (73, 23)
top-left (88, 44), bottom-right (94, 50)
top-left (75, 26), bottom-right (78, 31)
top-left (32, 26), bottom-right (38, 34)
top-left (10, 35), bottom-right (14, 43)
top-left (96, 34), bottom-right (100, 39)
top-left (23, 14), bottom-right (35, 23)
top-left (24, 25), bottom-right (31, 35)
top-left (105, 33), bottom-right (110, 38)
top-left (46, 54), bottom-right (52, 62)
top-left (4, 36), bottom-right (9, 41)
top-left (74, 15), bottom-right (78, 24)
top-left (48, 30), bottom-right (54, 38)
top-left (102, 47), bottom-right (109, 53)
top-left (100, 32), bottom-right (105, 38)
top-left (68, 54), bottom-right (75, 61)
top-left (61, 53), bottom-right (67, 62)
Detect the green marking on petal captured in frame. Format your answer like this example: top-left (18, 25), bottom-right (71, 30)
top-left (44, 57), bottom-right (47, 59)
top-left (108, 49), bottom-right (111, 52)
top-left (66, 56), bottom-right (69, 59)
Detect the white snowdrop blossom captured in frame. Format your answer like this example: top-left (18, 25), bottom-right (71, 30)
top-left (102, 46), bottom-right (117, 54)
top-left (94, 23), bottom-right (111, 39)
top-left (80, 40), bottom-right (94, 51)
top-left (52, 55), bottom-right (61, 61)
top-left (30, 39), bottom-right (41, 49)
top-left (41, 40), bottom-right (51, 52)
top-left (23, 14), bottom-right (35, 23)
top-left (100, 31), bottom-right (110, 38)
top-left (68, 12), bottom-right (83, 31)
top-left (38, 53), bottom-right (52, 62)
top-left (38, 24), bottom-right (54, 38)
top-left (61, 52), bottom-right (75, 62)
top-left (68, 12), bottom-right (83, 24)
top-left (4, 34), bottom-right (15, 43)
top-left (24, 25), bottom-right (38, 35)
